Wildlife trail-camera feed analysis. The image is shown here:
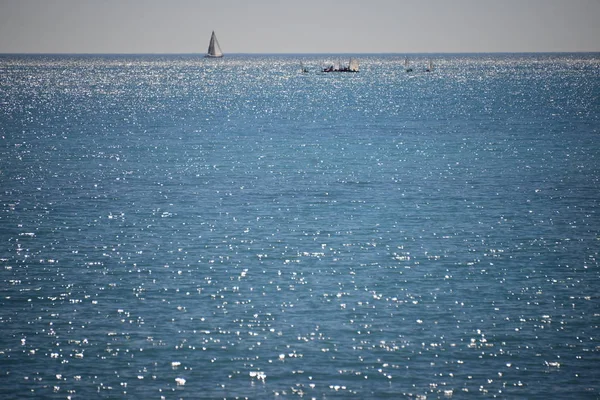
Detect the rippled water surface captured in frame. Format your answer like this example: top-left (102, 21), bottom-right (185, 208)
top-left (1, 53), bottom-right (599, 399)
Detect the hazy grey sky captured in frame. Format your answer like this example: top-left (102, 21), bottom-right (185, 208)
top-left (1, 0), bottom-right (599, 54)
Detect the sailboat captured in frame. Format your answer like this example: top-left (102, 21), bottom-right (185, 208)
top-left (322, 58), bottom-right (359, 73)
top-left (405, 58), bottom-right (413, 73)
top-left (425, 60), bottom-right (433, 72)
top-left (205, 31), bottom-right (223, 58)
top-left (348, 58), bottom-right (359, 72)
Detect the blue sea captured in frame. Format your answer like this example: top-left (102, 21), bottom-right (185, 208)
top-left (1, 53), bottom-right (599, 399)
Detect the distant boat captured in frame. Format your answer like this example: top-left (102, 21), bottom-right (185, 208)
top-left (300, 63), bottom-right (309, 73)
top-left (405, 58), bottom-right (413, 73)
top-left (323, 58), bottom-right (359, 73)
top-left (425, 60), bottom-right (433, 72)
top-left (205, 31), bottom-right (223, 58)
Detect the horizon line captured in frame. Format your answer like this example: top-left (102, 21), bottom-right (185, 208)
top-left (1, 51), bottom-right (599, 56)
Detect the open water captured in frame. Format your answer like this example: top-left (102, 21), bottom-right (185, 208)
top-left (0, 53), bottom-right (599, 399)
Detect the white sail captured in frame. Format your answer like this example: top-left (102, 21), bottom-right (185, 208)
top-left (348, 58), bottom-right (359, 72)
top-left (205, 31), bottom-right (223, 58)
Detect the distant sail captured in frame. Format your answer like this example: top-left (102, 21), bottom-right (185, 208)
top-left (205, 31), bottom-right (223, 58)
